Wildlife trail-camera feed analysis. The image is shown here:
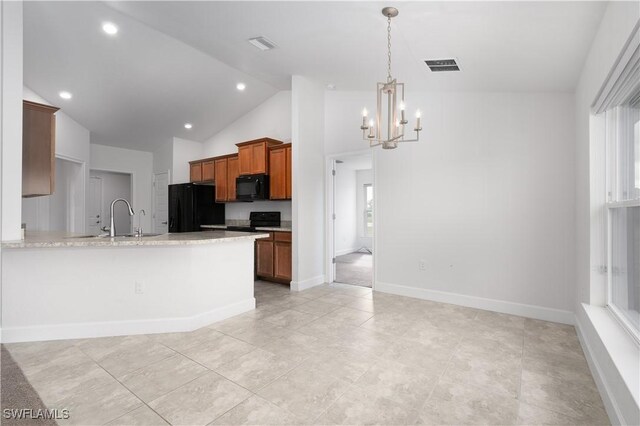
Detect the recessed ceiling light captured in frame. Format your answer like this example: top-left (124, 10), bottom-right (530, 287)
top-left (102, 22), bottom-right (118, 35)
top-left (59, 91), bottom-right (72, 100)
top-left (236, 83), bottom-right (246, 91)
top-left (184, 123), bottom-right (193, 129)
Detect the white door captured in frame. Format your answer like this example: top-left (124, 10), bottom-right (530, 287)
top-left (88, 176), bottom-right (102, 234)
top-left (154, 172), bottom-right (169, 234)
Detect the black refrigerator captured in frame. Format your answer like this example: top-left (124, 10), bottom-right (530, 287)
top-left (168, 183), bottom-right (225, 232)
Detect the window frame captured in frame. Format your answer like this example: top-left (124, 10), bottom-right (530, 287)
top-left (364, 183), bottom-right (373, 237)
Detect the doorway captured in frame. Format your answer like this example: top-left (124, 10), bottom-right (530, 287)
top-left (89, 170), bottom-right (133, 235)
top-left (328, 152), bottom-right (374, 288)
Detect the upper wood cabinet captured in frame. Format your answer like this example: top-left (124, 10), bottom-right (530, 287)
top-left (213, 154), bottom-right (239, 202)
top-left (23, 100), bottom-right (59, 197)
top-left (236, 138), bottom-right (283, 175)
top-left (269, 143), bottom-right (292, 200)
top-left (190, 159), bottom-right (215, 183)
top-left (190, 162), bottom-right (203, 183)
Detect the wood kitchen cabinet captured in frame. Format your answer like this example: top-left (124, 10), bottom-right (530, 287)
top-left (190, 159), bottom-right (215, 183)
top-left (256, 231), bottom-right (292, 283)
top-left (236, 138), bottom-right (283, 175)
top-left (213, 154), bottom-right (239, 202)
top-left (269, 143), bottom-right (292, 200)
top-left (22, 100), bottom-right (59, 197)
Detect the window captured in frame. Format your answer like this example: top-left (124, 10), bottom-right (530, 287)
top-left (605, 102), bottom-right (640, 338)
top-left (364, 183), bottom-right (373, 237)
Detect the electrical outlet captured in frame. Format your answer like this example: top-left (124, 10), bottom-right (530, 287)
top-left (418, 260), bottom-right (426, 271)
top-left (135, 281), bottom-right (144, 294)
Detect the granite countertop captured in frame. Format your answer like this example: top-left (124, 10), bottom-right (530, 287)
top-left (201, 224), bottom-right (292, 232)
top-left (1, 230), bottom-right (269, 249)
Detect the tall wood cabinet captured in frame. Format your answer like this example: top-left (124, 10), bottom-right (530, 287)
top-left (22, 100), bottom-right (59, 197)
top-left (269, 143), bottom-right (292, 200)
top-left (256, 232), bottom-right (292, 283)
top-left (236, 138), bottom-right (283, 175)
top-left (213, 154), bottom-right (239, 202)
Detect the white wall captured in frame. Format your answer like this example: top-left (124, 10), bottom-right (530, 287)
top-left (90, 144), bottom-right (153, 232)
top-left (356, 169), bottom-right (373, 251)
top-left (90, 170), bottom-right (132, 235)
top-left (334, 165), bottom-right (357, 255)
top-left (1, 1), bottom-right (24, 241)
top-left (292, 76), bottom-right (326, 290)
top-left (202, 91), bottom-right (291, 157)
top-left (172, 137), bottom-right (203, 184)
top-left (325, 91), bottom-right (576, 319)
top-left (153, 138), bottom-right (173, 176)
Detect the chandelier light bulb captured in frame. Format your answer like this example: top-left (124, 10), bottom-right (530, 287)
top-left (416, 110), bottom-right (421, 118)
top-left (399, 101), bottom-right (405, 111)
top-left (362, 108), bottom-right (368, 117)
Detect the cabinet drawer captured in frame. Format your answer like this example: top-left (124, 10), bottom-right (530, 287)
top-left (274, 232), bottom-right (291, 242)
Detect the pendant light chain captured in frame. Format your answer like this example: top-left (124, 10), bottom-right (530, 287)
top-left (387, 16), bottom-right (392, 82)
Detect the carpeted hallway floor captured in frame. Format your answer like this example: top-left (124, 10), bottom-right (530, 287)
top-left (335, 252), bottom-right (372, 288)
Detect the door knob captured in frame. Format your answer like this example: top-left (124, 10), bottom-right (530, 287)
top-left (161, 221), bottom-right (168, 224)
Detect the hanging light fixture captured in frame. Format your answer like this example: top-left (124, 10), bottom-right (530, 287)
top-left (360, 7), bottom-right (421, 149)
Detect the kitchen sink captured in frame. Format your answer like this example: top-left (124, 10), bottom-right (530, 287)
top-left (64, 233), bottom-right (163, 239)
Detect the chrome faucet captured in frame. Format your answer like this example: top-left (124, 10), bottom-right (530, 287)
top-left (135, 209), bottom-right (146, 237)
top-left (109, 198), bottom-right (135, 237)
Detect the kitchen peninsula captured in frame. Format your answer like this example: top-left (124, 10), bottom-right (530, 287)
top-left (1, 230), bottom-right (268, 343)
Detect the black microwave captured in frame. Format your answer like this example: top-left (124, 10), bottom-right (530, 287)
top-left (236, 174), bottom-right (269, 201)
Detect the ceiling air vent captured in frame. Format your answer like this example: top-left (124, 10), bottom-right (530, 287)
top-left (425, 59), bottom-right (460, 72)
top-left (248, 36), bottom-right (277, 51)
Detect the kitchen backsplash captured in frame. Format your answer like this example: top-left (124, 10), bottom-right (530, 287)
top-left (225, 200), bottom-right (292, 221)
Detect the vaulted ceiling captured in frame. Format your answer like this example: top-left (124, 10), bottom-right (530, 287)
top-left (23, 1), bottom-right (607, 152)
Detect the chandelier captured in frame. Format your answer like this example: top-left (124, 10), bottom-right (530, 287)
top-left (360, 7), bottom-right (421, 149)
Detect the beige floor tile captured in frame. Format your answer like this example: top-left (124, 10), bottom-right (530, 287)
top-left (330, 326), bottom-right (397, 357)
top-left (297, 345), bottom-right (378, 383)
top-left (354, 358), bottom-right (439, 409)
top-left (210, 316), bottom-right (261, 335)
top-left (342, 297), bottom-right (385, 313)
top-left (210, 395), bottom-right (302, 425)
top-left (314, 293), bottom-right (361, 306)
top-left (520, 369), bottom-right (609, 425)
top-left (106, 406), bottom-right (169, 425)
top-left (401, 322), bottom-right (463, 350)
top-left (119, 354), bottom-right (209, 403)
top-left (257, 364), bottom-right (351, 421)
top-left (95, 341), bottom-right (176, 379)
top-left (214, 348), bottom-right (299, 391)
top-left (225, 321), bottom-right (292, 346)
top-left (54, 379), bottom-right (143, 425)
top-left (149, 372), bottom-right (251, 426)
top-left (442, 348), bottom-right (522, 398)
top-left (360, 311), bottom-right (416, 336)
top-left (317, 385), bottom-right (419, 425)
top-left (261, 332), bottom-right (329, 363)
top-left (322, 306), bottom-right (373, 327)
top-left (181, 335), bottom-right (257, 370)
top-left (296, 316), bottom-right (359, 340)
top-left (148, 327), bottom-right (225, 353)
top-left (475, 310), bottom-right (526, 330)
top-left (516, 402), bottom-right (581, 426)
top-left (262, 309), bottom-right (320, 330)
top-left (5, 340), bottom-right (75, 371)
top-left (74, 335), bottom-right (150, 361)
top-left (292, 300), bottom-right (341, 316)
top-left (380, 337), bottom-right (453, 372)
top-left (417, 379), bottom-right (519, 425)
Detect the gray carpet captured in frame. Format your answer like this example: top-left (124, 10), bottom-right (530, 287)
top-left (335, 252), bottom-right (372, 288)
top-left (1, 345), bottom-right (56, 426)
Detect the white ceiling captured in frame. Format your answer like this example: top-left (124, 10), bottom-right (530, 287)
top-left (108, 1), bottom-right (607, 92)
top-left (24, 1), bottom-right (607, 152)
top-left (23, 1), bottom-right (279, 151)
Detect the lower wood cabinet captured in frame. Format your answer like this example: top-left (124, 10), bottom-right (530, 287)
top-left (256, 232), bottom-right (292, 283)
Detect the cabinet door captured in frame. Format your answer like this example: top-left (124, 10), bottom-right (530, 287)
top-left (285, 146), bottom-right (292, 199)
top-left (214, 158), bottom-right (228, 201)
top-left (227, 156), bottom-right (239, 202)
top-left (190, 162), bottom-right (203, 183)
top-left (256, 240), bottom-right (274, 277)
top-left (238, 145), bottom-right (253, 176)
top-left (202, 160), bottom-right (215, 182)
top-left (269, 148), bottom-right (286, 200)
top-left (23, 101), bottom-right (58, 197)
top-left (252, 143), bottom-right (267, 174)
top-left (274, 242), bottom-right (292, 281)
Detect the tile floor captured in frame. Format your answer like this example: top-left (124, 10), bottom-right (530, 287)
top-left (335, 252), bottom-right (372, 288)
top-left (4, 281), bottom-right (609, 425)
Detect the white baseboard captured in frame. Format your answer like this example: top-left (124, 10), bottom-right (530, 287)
top-left (575, 304), bottom-right (639, 426)
top-left (335, 247), bottom-right (359, 256)
top-left (1, 298), bottom-right (255, 343)
top-left (291, 275), bottom-right (325, 292)
top-left (375, 281), bottom-right (574, 324)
